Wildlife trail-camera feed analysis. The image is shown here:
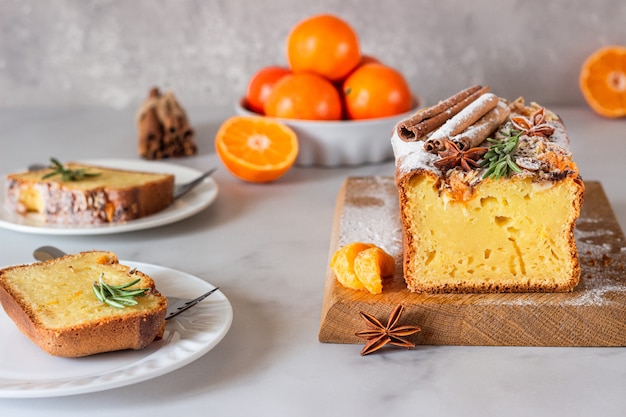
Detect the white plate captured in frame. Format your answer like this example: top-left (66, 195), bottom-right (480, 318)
top-left (0, 261), bottom-right (233, 398)
top-left (0, 159), bottom-right (218, 235)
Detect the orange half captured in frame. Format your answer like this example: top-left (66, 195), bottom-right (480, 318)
top-left (215, 116), bottom-right (299, 183)
top-left (579, 46), bottom-right (626, 118)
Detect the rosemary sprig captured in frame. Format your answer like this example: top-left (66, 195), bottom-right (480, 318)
top-left (92, 273), bottom-right (148, 308)
top-left (41, 158), bottom-right (101, 181)
top-left (480, 130), bottom-right (523, 179)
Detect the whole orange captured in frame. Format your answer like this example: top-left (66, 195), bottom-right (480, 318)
top-left (245, 66), bottom-right (291, 114)
top-left (263, 72), bottom-right (343, 120)
top-left (342, 63), bottom-right (413, 120)
top-left (358, 54), bottom-right (380, 67)
top-left (286, 14), bottom-right (361, 82)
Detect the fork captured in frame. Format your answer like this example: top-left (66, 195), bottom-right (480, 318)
top-left (32, 246), bottom-right (218, 320)
top-left (165, 288), bottom-right (219, 320)
top-left (173, 168), bottom-right (216, 200)
top-left (27, 163), bottom-right (216, 201)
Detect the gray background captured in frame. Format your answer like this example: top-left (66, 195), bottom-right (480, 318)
top-left (1, 0), bottom-right (625, 110)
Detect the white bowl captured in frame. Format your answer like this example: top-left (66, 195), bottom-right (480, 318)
top-left (234, 99), bottom-right (419, 167)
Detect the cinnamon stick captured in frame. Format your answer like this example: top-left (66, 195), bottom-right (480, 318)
top-left (424, 138), bottom-right (447, 153)
top-left (397, 85), bottom-right (488, 141)
top-left (423, 93), bottom-right (498, 153)
top-left (451, 101), bottom-right (511, 150)
top-left (136, 87), bottom-right (197, 160)
top-left (137, 88), bottom-right (163, 157)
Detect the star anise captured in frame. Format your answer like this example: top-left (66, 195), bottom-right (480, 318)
top-left (510, 107), bottom-right (555, 138)
top-left (355, 304), bottom-right (421, 356)
top-left (433, 139), bottom-right (488, 172)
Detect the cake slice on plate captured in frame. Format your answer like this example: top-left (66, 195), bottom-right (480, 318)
top-left (4, 160), bottom-right (174, 225)
top-left (0, 251), bottom-right (167, 357)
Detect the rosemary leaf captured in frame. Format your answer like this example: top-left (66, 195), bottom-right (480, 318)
top-left (92, 284), bottom-right (105, 303)
top-left (507, 157), bottom-right (522, 173)
top-left (109, 297), bottom-right (138, 306)
top-left (481, 130), bottom-right (522, 180)
top-left (93, 273), bottom-right (148, 309)
top-left (108, 279), bottom-right (142, 290)
top-left (41, 157), bottom-right (101, 182)
top-left (103, 298), bottom-right (126, 308)
top-left (120, 289), bottom-right (148, 297)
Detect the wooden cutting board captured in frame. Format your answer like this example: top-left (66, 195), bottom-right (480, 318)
top-left (318, 177), bottom-right (626, 346)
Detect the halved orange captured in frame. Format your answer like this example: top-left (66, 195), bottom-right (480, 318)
top-left (215, 116), bottom-right (299, 183)
top-left (579, 46), bottom-right (626, 118)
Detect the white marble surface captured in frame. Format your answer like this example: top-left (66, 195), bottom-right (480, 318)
top-left (0, 106), bottom-right (625, 416)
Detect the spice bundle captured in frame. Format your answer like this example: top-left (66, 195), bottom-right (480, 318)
top-left (136, 87), bottom-right (197, 159)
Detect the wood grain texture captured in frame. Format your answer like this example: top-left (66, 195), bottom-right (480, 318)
top-left (319, 177), bottom-right (626, 346)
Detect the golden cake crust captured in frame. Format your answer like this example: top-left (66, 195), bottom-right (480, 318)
top-left (0, 251), bottom-right (167, 357)
top-left (4, 163), bottom-right (175, 225)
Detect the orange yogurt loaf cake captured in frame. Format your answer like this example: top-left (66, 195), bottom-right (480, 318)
top-left (4, 162), bottom-right (174, 225)
top-left (392, 85), bottom-right (584, 293)
top-left (0, 251), bottom-right (167, 357)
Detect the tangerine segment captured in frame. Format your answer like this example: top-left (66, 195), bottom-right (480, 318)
top-left (579, 45), bottom-right (626, 118)
top-left (354, 247), bottom-right (395, 294)
top-left (330, 242), bottom-right (375, 291)
top-left (215, 116), bottom-right (298, 183)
